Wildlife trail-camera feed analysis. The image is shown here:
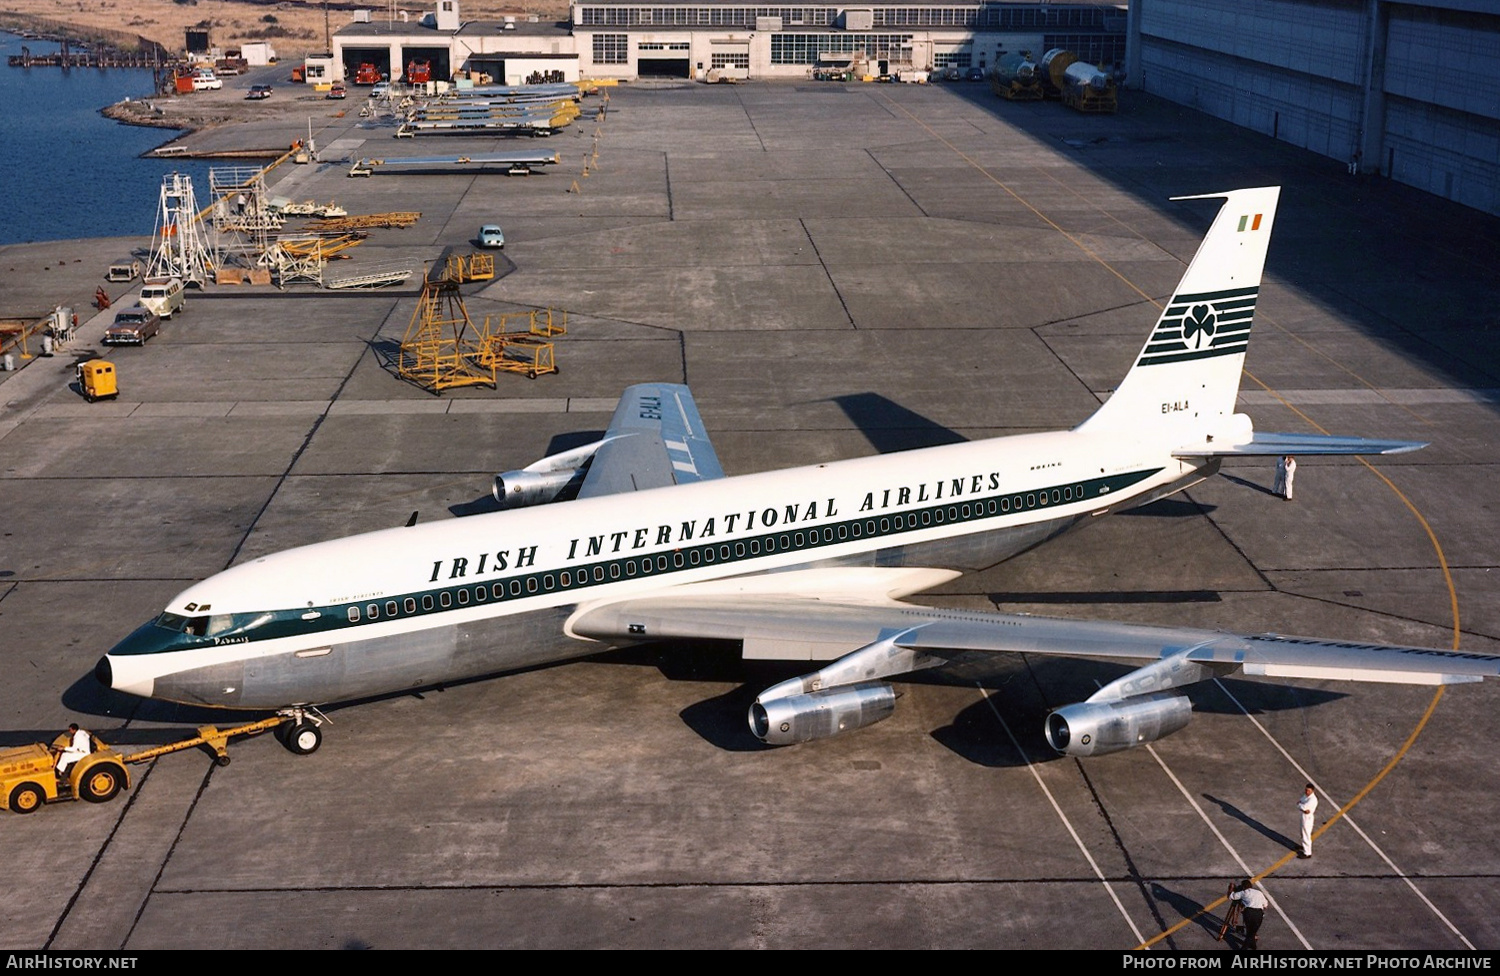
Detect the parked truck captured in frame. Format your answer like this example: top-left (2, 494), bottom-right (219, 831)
top-left (990, 51), bottom-right (1042, 100)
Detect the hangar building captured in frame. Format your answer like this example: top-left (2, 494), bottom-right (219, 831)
top-left (329, 0), bottom-right (1497, 214)
top-left (1128, 0), bottom-right (1500, 216)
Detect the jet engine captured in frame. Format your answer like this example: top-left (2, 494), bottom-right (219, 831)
top-left (491, 439), bottom-right (604, 508)
top-left (493, 468), bottom-right (576, 508)
top-left (1043, 691), bottom-right (1192, 758)
top-left (750, 681), bottom-right (897, 746)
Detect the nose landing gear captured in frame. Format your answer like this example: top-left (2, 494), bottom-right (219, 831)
top-left (275, 706), bottom-right (329, 756)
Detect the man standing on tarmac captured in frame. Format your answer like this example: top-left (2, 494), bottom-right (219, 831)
top-left (1298, 782), bottom-right (1318, 858)
top-left (1230, 879), bottom-right (1269, 951)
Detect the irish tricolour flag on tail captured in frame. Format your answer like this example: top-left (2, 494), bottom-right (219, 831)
top-left (1237, 213), bottom-right (1264, 232)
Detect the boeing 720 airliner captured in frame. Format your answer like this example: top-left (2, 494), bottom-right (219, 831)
top-left (97, 187), bottom-right (1500, 756)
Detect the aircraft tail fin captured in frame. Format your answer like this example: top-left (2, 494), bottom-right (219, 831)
top-left (1079, 187), bottom-right (1280, 438)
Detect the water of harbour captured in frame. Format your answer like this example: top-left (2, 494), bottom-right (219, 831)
top-left (0, 30), bottom-right (215, 246)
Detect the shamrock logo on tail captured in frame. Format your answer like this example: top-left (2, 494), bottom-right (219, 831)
top-left (1183, 304), bottom-right (1216, 350)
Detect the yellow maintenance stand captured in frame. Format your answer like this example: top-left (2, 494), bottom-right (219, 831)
top-left (0, 718), bottom-right (284, 814)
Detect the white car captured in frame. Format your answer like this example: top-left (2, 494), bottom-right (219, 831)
top-left (191, 72), bottom-right (223, 91)
top-left (477, 225), bottom-right (505, 249)
top-left (370, 81), bottom-right (390, 98)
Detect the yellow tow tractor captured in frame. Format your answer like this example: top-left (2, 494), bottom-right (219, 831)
top-left (0, 717), bottom-right (285, 814)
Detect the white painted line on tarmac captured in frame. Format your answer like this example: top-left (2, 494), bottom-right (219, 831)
top-left (1143, 743), bottom-right (1313, 949)
top-left (978, 685), bottom-right (1147, 946)
top-left (1213, 678), bottom-right (1475, 950)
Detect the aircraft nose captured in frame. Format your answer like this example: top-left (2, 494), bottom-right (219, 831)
top-left (94, 655), bottom-right (113, 689)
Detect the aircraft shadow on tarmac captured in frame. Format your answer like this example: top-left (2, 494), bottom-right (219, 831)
top-left (829, 391), bottom-right (969, 454)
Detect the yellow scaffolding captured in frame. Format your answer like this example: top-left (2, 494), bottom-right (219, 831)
top-left (398, 263), bottom-right (565, 391)
top-left (443, 251), bottom-right (495, 282)
top-left (315, 211), bottom-right (422, 232)
top-left (398, 272), bottom-right (495, 392)
top-left (477, 310), bottom-right (562, 379)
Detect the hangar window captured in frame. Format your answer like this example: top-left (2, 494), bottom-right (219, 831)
top-left (593, 33), bottom-right (628, 64)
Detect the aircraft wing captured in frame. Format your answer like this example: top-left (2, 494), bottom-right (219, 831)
top-left (575, 383), bottom-right (726, 498)
top-left (568, 568), bottom-right (1500, 685)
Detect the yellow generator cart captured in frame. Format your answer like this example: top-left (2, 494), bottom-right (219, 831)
top-left (0, 734), bottom-right (129, 813)
top-left (78, 360), bottom-right (119, 403)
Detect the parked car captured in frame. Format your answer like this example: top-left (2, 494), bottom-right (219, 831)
top-left (327, 83), bottom-right (347, 99)
top-left (477, 224), bottom-right (505, 249)
top-left (966, 66), bottom-right (987, 82)
top-left (191, 71), bottom-right (222, 91)
top-left (246, 84), bottom-right (273, 100)
top-left (102, 306), bottom-right (161, 346)
top-left (370, 80), bottom-right (391, 98)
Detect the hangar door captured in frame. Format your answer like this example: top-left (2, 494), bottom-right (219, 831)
top-left (709, 42), bottom-right (749, 80)
top-left (638, 41), bottom-right (690, 77)
top-left (342, 48), bottom-right (390, 84)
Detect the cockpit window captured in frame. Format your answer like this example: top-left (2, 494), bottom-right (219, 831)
top-left (153, 610), bottom-right (274, 638)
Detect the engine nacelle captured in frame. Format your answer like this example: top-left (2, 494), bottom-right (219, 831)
top-left (750, 682), bottom-right (897, 746)
top-left (492, 468), bottom-right (576, 508)
top-left (1044, 692), bottom-right (1192, 757)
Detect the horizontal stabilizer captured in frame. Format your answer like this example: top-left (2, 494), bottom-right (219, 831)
top-left (1175, 431), bottom-right (1427, 458)
top-left (576, 383), bottom-right (726, 499)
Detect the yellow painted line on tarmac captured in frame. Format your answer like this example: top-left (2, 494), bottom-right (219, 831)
top-left (873, 89), bottom-right (1468, 949)
top-left (1133, 687), bottom-right (1450, 949)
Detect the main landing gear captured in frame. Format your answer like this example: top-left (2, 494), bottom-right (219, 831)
top-left (275, 706), bottom-right (329, 756)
